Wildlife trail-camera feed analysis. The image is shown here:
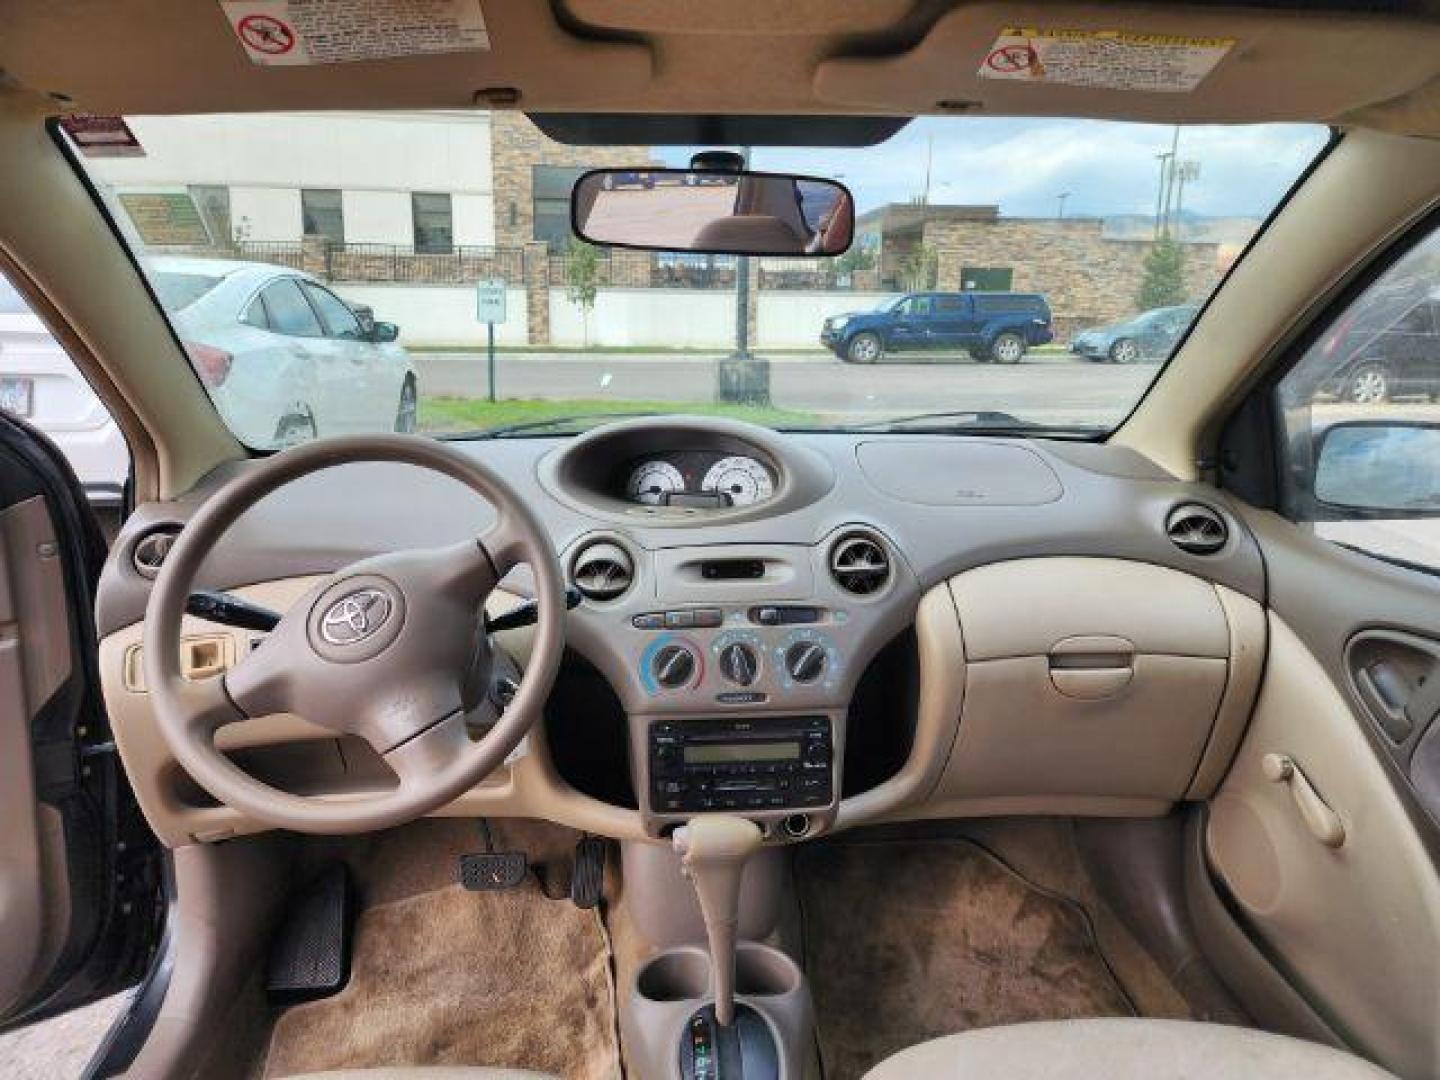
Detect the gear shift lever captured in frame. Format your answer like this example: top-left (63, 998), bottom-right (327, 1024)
top-left (673, 815), bottom-right (763, 1026)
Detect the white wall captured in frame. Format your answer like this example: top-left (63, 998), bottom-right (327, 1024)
top-left (549, 288), bottom-right (735, 348)
top-left (230, 187), bottom-right (301, 242)
top-left (331, 284), bottom-right (528, 347)
top-left (452, 194), bottom-right (495, 247)
top-left (756, 292), bottom-right (897, 347)
top-left (90, 112), bottom-right (494, 245)
top-left (341, 191), bottom-right (412, 245)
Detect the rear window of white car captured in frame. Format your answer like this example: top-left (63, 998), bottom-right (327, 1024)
top-left (152, 272), bottom-right (224, 313)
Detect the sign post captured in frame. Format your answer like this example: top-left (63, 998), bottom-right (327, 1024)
top-left (475, 280), bottom-right (506, 403)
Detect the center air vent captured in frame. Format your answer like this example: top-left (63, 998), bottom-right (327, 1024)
top-left (132, 526), bottom-right (181, 579)
top-left (571, 540), bottom-right (634, 601)
top-left (829, 531), bottom-right (891, 595)
top-left (1165, 504), bottom-right (1229, 555)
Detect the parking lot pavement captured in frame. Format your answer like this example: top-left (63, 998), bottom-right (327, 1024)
top-left (0, 993), bottom-right (129, 1079)
top-left (413, 349), bottom-right (1151, 425)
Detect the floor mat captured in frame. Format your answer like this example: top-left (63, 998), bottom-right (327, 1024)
top-left (795, 837), bottom-right (1136, 1080)
top-left (263, 828), bottom-right (620, 1080)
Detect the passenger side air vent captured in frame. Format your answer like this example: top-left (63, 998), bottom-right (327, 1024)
top-left (1165, 504), bottom-right (1229, 555)
top-left (829, 531), bottom-right (891, 596)
top-left (132, 526), bottom-right (181, 579)
top-left (571, 540), bottom-right (634, 601)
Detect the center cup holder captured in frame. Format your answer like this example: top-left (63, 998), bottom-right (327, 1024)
top-left (735, 943), bottom-right (803, 997)
top-left (636, 947), bottom-right (713, 1003)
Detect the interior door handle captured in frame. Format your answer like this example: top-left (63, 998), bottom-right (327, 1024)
top-left (1263, 753), bottom-right (1346, 848)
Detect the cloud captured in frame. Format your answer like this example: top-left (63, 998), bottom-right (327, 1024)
top-left (742, 118), bottom-right (1328, 220)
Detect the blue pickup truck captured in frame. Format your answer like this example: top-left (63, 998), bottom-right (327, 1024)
top-left (821, 291), bottom-right (1054, 364)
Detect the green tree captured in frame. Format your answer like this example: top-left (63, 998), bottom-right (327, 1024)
top-left (564, 238), bottom-right (601, 345)
top-left (1137, 236), bottom-right (1187, 310)
top-left (898, 243), bottom-right (938, 292)
top-left (836, 243), bottom-right (876, 278)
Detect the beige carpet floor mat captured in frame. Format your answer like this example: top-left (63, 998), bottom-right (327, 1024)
top-left (795, 837), bottom-right (1136, 1080)
top-left (263, 820), bottom-right (621, 1080)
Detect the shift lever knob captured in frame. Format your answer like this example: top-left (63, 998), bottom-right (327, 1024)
top-left (673, 815), bottom-right (763, 1027)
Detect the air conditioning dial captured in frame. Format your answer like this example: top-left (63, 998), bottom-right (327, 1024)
top-left (652, 643), bottom-right (699, 689)
top-left (718, 642), bottom-right (760, 686)
top-left (784, 640), bottom-right (828, 684)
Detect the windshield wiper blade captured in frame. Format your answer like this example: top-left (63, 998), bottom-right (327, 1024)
top-left (453, 411), bottom-right (662, 440)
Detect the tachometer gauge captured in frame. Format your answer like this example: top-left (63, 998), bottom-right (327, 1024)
top-left (702, 456), bottom-right (774, 507)
top-left (626, 460), bottom-right (686, 505)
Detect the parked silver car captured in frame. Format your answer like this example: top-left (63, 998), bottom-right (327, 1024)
top-left (144, 256), bottom-right (417, 448)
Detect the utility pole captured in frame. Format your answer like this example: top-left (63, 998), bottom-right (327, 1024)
top-left (1158, 125), bottom-right (1181, 237)
top-left (1056, 191), bottom-right (1070, 219)
top-left (1153, 151), bottom-right (1172, 238)
top-left (1173, 160), bottom-right (1200, 237)
top-left (718, 145), bottom-right (770, 405)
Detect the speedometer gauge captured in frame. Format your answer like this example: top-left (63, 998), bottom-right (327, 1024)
top-left (702, 456), bottom-right (774, 507)
top-left (626, 460), bottom-right (686, 505)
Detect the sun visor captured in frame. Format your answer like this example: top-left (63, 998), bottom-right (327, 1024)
top-left (814, 3), bottom-right (1440, 130)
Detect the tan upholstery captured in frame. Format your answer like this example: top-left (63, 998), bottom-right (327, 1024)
top-left (691, 215), bottom-right (806, 254)
top-left (284, 1069), bottom-right (556, 1079)
top-left (863, 1020), bottom-right (1393, 1079)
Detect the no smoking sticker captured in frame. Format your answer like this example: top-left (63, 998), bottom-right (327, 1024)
top-left (221, 0), bottom-right (489, 67)
top-left (978, 27), bottom-right (1235, 93)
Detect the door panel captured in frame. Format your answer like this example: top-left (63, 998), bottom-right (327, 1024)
top-left (1206, 506), bottom-right (1440, 1077)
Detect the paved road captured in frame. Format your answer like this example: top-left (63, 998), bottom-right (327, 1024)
top-left (414, 350), bottom-right (1154, 426)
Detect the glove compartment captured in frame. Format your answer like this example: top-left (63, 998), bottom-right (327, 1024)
top-left (929, 557), bottom-right (1263, 816)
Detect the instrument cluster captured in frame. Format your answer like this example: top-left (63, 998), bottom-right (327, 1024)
top-left (624, 451), bottom-right (777, 509)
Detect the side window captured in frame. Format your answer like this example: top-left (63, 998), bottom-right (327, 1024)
top-left (1275, 226), bottom-right (1440, 570)
top-left (0, 272), bottom-right (130, 515)
top-left (933, 296), bottom-right (964, 313)
top-left (241, 294), bottom-right (269, 330)
top-left (301, 283), bottom-right (363, 340)
top-left (910, 296), bottom-right (933, 317)
top-left (259, 279), bottom-right (323, 338)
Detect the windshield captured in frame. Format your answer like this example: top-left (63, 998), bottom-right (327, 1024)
top-left (64, 113), bottom-right (1327, 448)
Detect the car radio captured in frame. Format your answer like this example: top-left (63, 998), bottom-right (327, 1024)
top-left (649, 716), bottom-right (832, 814)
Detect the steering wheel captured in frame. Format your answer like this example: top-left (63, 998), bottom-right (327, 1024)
top-left (143, 435), bottom-right (566, 835)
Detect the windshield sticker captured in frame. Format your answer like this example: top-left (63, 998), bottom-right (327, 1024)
top-left (220, 0), bottom-right (489, 67)
top-left (978, 28), bottom-right (1235, 93)
top-left (58, 114), bottom-right (145, 158)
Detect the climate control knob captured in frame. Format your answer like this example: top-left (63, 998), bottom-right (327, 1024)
top-left (718, 642), bottom-right (759, 686)
top-left (784, 641), bottom-right (828, 684)
top-left (652, 643), bottom-right (698, 689)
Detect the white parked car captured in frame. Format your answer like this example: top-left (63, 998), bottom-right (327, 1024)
top-left (145, 256), bottom-right (417, 448)
top-left (0, 275), bottom-right (129, 501)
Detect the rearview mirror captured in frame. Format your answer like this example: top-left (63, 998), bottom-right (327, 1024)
top-left (572, 168), bottom-right (854, 257)
top-left (1315, 421), bottom-right (1440, 513)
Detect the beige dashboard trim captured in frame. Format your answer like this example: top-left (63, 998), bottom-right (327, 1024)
top-left (101, 576), bottom-right (647, 847)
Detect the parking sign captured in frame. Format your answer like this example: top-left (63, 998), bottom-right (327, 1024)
top-left (476, 280), bottom-right (506, 324)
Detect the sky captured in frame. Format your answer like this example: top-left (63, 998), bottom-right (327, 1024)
top-left (661, 118), bottom-right (1329, 220)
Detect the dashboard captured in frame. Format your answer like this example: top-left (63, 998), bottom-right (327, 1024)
top-left (95, 416), bottom-right (1271, 849)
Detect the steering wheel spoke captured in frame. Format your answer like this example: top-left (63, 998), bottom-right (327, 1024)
top-left (382, 710), bottom-right (473, 792)
top-left (178, 674), bottom-right (247, 737)
top-left (479, 510), bottom-right (532, 576)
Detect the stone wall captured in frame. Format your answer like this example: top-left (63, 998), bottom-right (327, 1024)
top-left (490, 111), bottom-right (651, 249)
top-left (923, 217), bottom-right (1223, 331)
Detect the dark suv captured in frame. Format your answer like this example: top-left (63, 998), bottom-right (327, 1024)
top-left (821, 291), bottom-right (1054, 363)
top-left (1319, 289), bottom-right (1440, 403)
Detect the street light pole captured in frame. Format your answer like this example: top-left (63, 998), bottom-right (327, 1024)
top-left (1056, 191), bottom-right (1070, 219)
top-left (718, 145), bottom-right (770, 405)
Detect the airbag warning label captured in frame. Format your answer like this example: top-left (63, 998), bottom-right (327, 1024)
top-left (221, 0), bottom-right (489, 66)
top-left (979, 28), bottom-right (1234, 93)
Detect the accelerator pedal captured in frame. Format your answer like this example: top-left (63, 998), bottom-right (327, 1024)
top-left (266, 863), bottom-right (354, 1005)
top-left (571, 836), bottom-right (607, 909)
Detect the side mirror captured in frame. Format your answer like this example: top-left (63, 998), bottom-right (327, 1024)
top-left (572, 168), bottom-right (854, 257)
top-left (369, 321), bottom-right (400, 344)
top-left (1315, 421), bottom-right (1440, 513)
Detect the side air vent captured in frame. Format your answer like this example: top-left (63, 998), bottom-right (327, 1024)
top-left (1165, 503), bottom-right (1229, 555)
top-left (132, 526), bottom-right (181, 579)
top-left (829, 531), bottom-right (891, 596)
top-left (571, 540), bottom-right (634, 601)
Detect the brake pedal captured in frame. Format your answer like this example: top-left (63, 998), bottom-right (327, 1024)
top-left (571, 836), bottom-right (607, 909)
top-left (459, 818), bottom-right (529, 891)
top-left (459, 850), bottom-right (528, 891)
top-left (266, 862), bottom-right (354, 1005)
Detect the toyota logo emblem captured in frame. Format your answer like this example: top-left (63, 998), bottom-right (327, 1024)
top-left (319, 588), bottom-right (393, 646)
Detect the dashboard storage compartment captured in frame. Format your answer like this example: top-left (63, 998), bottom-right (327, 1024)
top-left (932, 558), bottom-right (1259, 815)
